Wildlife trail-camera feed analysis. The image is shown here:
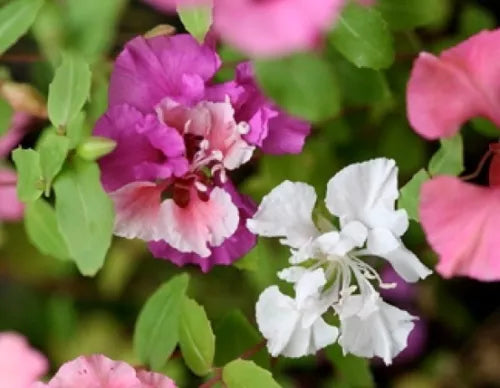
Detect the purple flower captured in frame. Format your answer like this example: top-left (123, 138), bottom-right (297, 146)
top-left (94, 34), bottom-right (310, 271)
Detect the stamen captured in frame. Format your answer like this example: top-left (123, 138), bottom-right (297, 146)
top-left (195, 181), bottom-right (208, 192)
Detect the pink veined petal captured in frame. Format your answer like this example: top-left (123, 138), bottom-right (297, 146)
top-left (109, 34), bottom-right (220, 112)
top-left (136, 370), bottom-right (177, 388)
top-left (0, 169), bottom-right (24, 221)
top-left (214, 0), bottom-right (345, 57)
top-left (407, 29), bottom-right (500, 139)
top-left (419, 176), bottom-right (500, 281)
top-left (0, 332), bottom-right (48, 388)
top-left (44, 355), bottom-right (140, 388)
top-left (159, 186), bottom-right (239, 257)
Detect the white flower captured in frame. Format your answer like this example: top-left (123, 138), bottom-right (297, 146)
top-left (249, 158), bottom-right (431, 364)
top-left (256, 269), bottom-right (338, 358)
top-left (336, 294), bottom-right (416, 365)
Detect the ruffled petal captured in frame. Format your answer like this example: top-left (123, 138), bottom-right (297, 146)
top-left (247, 181), bottom-right (319, 249)
top-left (420, 176), bottom-right (500, 281)
top-left (381, 245), bottom-right (432, 283)
top-left (407, 29), bottom-right (500, 139)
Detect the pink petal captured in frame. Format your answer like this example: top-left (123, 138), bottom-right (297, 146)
top-left (213, 0), bottom-right (345, 57)
top-left (136, 370), bottom-right (177, 388)
top-left (0, 332), bottom-right (48, 388)
top-left (0, 169), bottom-right (24, 221)
top-left (159, 186), bottom-right (239, 257)
top-left (407, 29), bottom-right (500, 139)
top-left (0, 112), bottom-right (32, 158)
top-left (420, 176), bottom-right (500, 281)
top-left (44, 355), bottom-right (140, 388)
top-left (142, 0), bottom-right (207, 12)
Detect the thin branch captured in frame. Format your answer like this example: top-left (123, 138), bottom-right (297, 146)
top-left (461, 150), bottom-right (493, 181)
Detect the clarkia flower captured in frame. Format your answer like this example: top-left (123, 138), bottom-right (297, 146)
top-left (94, 33), bottom-right (310, 271)
top-left (34, 354), bottom-right (177, 388)
top-left (407, 28), bottom-right (500, 139)
top-left (248, 158), bottom-right (431, 364)
top-left (0, 332), bottom-right (48, 388)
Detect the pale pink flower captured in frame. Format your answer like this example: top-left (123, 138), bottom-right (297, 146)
top-left (0, 169), bottom-right (24, 220)
top-left (36, 354), bottom-right (176, 388)
top-left (407, 29), bottom-right (500, 139)
top-left (0, 332), bottom-right (47, 388)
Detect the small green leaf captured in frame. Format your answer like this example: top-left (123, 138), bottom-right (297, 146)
top-left (12, 148), bottom-right (43, 202)
top-left (377, 0), bottom-right (451, 30)
top-left (0, 0), bottom-right (45, 55)
top-left (66, 111), bottom-right (88, 148)
top-left (470, 117), bottom-right (499, 138)
top-left (48, 53), bottom-right (91, 128)
top-left (178, 4), bottom-right (212, 43)
top-left (38, 132), bottom-right (70, 190)
top-left (428, 134), bottom-right (464, 177)
top-left (134, 274), bottom-right (190, 371)
top-left (398, 169), bottom-right (430, 222)
top-left (222, 359), bottom-right (280, 388)
top-left (77, 136), bottom-right (116, 161)
top-left (0, 98), bottom-right (13, 136)
top-left (53, 159), bottom-right (114, 276)
top-left (24, 198), bottom-right (70, 260)
top-left (330, 3), bottom-right (394, 70)
top-left (326, 346), bottom-right (375, 388)
top-left (254, 53), bottom-right (340, 122)
top-left (459, 4), bottom-right (496, 37)
top-left (179, 297), bottom-right (215, 376)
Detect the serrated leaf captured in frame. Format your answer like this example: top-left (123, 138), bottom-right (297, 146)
top-left (24, 198), bottom-right (70, 260)
top-left (326, 346), bottom-right (375, 388)
top-left (254, 53), bottom-right (340, 122)
top-left (48, 53), bottom-right (91, 128)
top-left (178, 4), bottom-right (212, 43)
top-left (0, 98), bottom-right (13, 136)
top-left (53, 159), bottom-right (114, 276)
top-left (222, 359), bottom-right (280, 388)
top-left (428, 134), bottom-right (464, 177)
top-left (330, 3), bottom-right (394, 70)
top-left (134, 274), bottom-right (190, 371)
top-left (0, 0), bottom-right (44, 55)
top-left (179, 297), bottom-right (215, 376)
top-left (38, 132), bottom-right (70, 190)
top-left (398, 169), bottom-right (430, 222)
top-left (12, 148), bottom-right (43, 202)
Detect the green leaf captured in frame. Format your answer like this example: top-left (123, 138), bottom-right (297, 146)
top-left (134, 274), bottom-right (190, 371)
top-left (12, 148), bottom-right (43, 202)
top-left (376, 0), bottom-right (450, 30)
top-left (330, 3), bottom-right (394, 70)
top-left (326, 346), bottom-right (375, 388)
top-left (222, 359), bottom-right (280, 388)
top-left (66, 111), bottom-right (88, 148)
top-left (470, 118), bottom-right (499, 138)
top-left (0, 98), bottom-right (13, 136)
top-left (53, 159), bottom-right (114, 276)
top-left (428, 134), bottom-right (464, 177)
top-left (398, 169), bottom-right (430, 222)
top-left (178, 4), bottom-right (212, 43)
top-left (38, 132), bottom-right (70, 190)
top-left (214, 311), bottom-right (267, 368)
top-left (254, 53), bottom-right (340, 122)
top-left (48, 53), bottom-right (91, 128)
top-left (0, 0), bottom-right (44, 55)
top-left (179, 297), bottom-right (215, 376)
top-left (24, 198), bottom-right (70, 260)
top-left (459, 4), bottom-right (496, 37)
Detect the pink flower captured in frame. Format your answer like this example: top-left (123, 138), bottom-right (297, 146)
top-left (94, 34), bottom-right (309, 270)
top-left (407, 29), bottom-right (500, 139)
top-left (35, 354), bottom-right (176, 388)
top-left (143, 0), bottom-right (345, 57)
top-left (419, 156), bottom-right (500, 280)
top-left (0, 332), bottom-right (48, 388)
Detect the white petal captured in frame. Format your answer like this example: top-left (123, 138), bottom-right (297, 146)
top-left (338, 295), bottom-right (416, 365)
top-left (382, 244), bottom-right (432, 282)
top-left (312, 318), bottom-right (339, 352)
top-left (366, 228), bottom-right (400, 255)
top-left (295, 268), bottom-right (327, 310)
top-left (278, 266), bottom-right (308, 283)
top-left (256, 286), bottom-right (299, 357)
top-left (281, 318), bottom-right (338, 358)
top-left (326, 158), bottom-right (407, 235)
top-left (247, 181), bottom-right (319, 249)
top-left (340, 221), bottom-right (368, 248)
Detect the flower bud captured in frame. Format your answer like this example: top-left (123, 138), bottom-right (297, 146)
top-left (76, 136), bottom-right (116, 161)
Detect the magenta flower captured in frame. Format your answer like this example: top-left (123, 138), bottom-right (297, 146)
top-left (143, 0), bottom-right (345, 57)
top-left (407, 29), bottom-right (500, 139)
top-left (34, 354), bottom-right (176, 388)
top-left (0, 332), bottom-right (48, 388)
top-left (94, 34), bottom-right (310, 271)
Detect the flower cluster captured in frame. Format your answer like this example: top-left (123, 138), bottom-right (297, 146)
top-left (248, 158), bottom-right (431, 363)
top-left (94, 33), bottom-right (310, 271)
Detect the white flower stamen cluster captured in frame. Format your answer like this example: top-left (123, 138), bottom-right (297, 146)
top-left (247, 158), bottom-right (432, 364)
